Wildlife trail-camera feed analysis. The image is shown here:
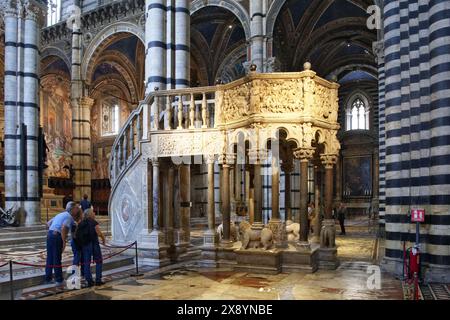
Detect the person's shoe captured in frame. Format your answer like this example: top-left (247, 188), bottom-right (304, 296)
top-left (55, 281), bottom-right (65, 288)
top-left (86, 282), bottom-right (95, 288)
top-left (95, 281), bottom-right (106, 286)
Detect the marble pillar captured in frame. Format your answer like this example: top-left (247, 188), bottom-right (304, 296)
top-left (2, 0), bottom-right (46, 225)
top-left (174, 0), bottom-right (189, 88)
top-left (220, 162), bottom-right (233, 247)
top-left (293, 148), bottom-right (315, 249)
top-left (281, 161), bottom-right (293, 221)
top-left (268, 150), bottom-right (286, 247)
top-left (312, 166), bottom-right (321, 244)
top-left (204, 156), bottom-right (217, 246)
top-left (249, 0), bottom-right (266, 72)
top-left (145, 0), bottom-right (166, 93)
top-left (3, 1), bottom-right (19, 213)
top-left (178, 163), bottom-right (191, 247)
top-left (320, 154), bottom-right (338, 249)
top-left (166, 165), bottom-right (175, 245)
top-left (149, 158), bottom-right (166, 244)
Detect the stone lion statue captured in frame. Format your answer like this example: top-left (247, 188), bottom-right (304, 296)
top-left (285, 220), bottom-right (300, 241)
top-left (217, 222), bottom-right (239, 241)
top-left (239, 221), bottom-right (273, 250)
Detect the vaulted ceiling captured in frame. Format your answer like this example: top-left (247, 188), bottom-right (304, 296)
top-left (273, 0), bottom-right (377, 80)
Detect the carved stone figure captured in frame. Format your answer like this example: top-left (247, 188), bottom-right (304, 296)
top-left (320, 219), bottom-right (336, 248)
top-left (239, 221), bottom-right (273, 250)
top-left (285, 219), bottom-right (300, 242)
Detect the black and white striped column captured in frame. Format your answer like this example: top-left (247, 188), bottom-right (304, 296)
top-left (174, 0), bottom-right (190, 88)
top-left (70, 20), bottom-right (94, 201)
top-left (146, 0), bottom-right (167, 92)
top-left (249, 0), bottom-right (266, 72)
top-left (3, 1), bottom-right (19, 212)
top-left (22, 1), bottom-right (44, 224)
top-left (382, 0), bottom-right (450, 280)
top-left (3, 0), bottom-right (46, 225)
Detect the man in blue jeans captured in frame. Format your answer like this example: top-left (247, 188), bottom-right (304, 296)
top-left (45, 201), bottom-right (80, 285)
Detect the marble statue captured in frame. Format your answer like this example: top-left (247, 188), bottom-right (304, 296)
top-left (239, 221), bottom-right (273, 250)
top-left (285, 220), bottom-right (300, 241)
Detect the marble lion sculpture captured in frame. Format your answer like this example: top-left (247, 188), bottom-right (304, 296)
top-left (238, 221), bottom-right (273, 250)
top-left (285, 220), bottom-right (300, 241)
top-left (217, 222), bottom-right (239, 241)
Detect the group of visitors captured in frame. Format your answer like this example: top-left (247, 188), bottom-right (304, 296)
top-left (45, 194), bottom-right (106, 288)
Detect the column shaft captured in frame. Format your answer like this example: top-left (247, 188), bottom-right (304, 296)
top-left (285, 171), bottom-right (292, 220)
top-left (221, 164), bottom-right (231, 243)
top-left (324, 167), bottom-right (333, 220)
top-left (179, 164), bottom-right (191, 244)
top-left (4, 7), bottom-right (19, 210)
top-left (174, 0), bottom-right (190, 88)
top-left (299, 160), bottom-right (309, 242)
top-left (207, 162), bottom-right (215, 231)
top-left (152, 160), bottom-right (160, 229)
top-left (271, 154), bottom-right (280, 220)
top-left (253, 164), bottom-right (262, 223)
top-left (146, 0), bottom-right (166, 92)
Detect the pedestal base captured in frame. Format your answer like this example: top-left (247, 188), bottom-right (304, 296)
top-left (318, 247), bottom-right (339, 270)
top-left (203, 230), bottom-right (218, 247)
top-left (234, 248), bottom-right (281, 274)
top-left (282, 247), bottom-right (319, 273)
top-left (138, 230), bottom-right (170, 267)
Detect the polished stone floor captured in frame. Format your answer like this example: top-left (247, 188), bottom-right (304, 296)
top-left (42, 217), bottom-right (404, 300)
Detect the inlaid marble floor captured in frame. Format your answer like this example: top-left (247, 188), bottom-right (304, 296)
top-left (43, 218), bottom-right (404, 300)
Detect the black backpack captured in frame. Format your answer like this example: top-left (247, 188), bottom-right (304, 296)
top-left (74, 220), bottom-right (91, 248)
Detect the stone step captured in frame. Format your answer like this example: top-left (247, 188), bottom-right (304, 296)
top-left (0, 235), bottom-right (47, 247)
top-left (0, 225), bottom-right (47, 233)
top-left (0, 255), bottom-right (135, 298)
top-left (0, 230), bottom-right (48, 240)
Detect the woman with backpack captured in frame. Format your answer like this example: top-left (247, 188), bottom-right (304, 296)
top-left (77, 208), bottom-right (106, 287)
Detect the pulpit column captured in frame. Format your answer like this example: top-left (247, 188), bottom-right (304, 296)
top-left (219, 154), bottom-right (234, 247)
top-left (293, 148), bottom-right (315, 249)
top-left (204, 155), bottom-right (217, 246)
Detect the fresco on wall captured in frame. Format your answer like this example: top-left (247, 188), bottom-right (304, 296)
top-left (41, 76), bottom-right (72, 178)
top-left (91, 93), bottom-right (130, 180)
top-left (343, 155), bottom-right (372, 197)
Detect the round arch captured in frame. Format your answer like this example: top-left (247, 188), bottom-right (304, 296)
top-left (40, 46), bottom-right (71, 75)
top-left (81, 21), bottom-right (145, 83)
top-left (190, 0), bottom-right (250, 40)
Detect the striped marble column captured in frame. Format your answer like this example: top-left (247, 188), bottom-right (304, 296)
top-left (3, 1), bottom-right (19, 212)
top-left (22, 0), bottom-right (45, 225)
top-left (382, 0), bottom-right (450, 282)
top-left (145, 0), bottom-right (166, 93)
top-left (174, 0), bottom-right (190, 88)
top-left (249, 0), bottom-right (266, 72)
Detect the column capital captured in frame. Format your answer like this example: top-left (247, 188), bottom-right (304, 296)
top-left (204, 154), bottom-right (216, 164)
top-left (320, 154), bottom-right (338, 169)
top-left (248, 148), bottom-right (268, 164)
top-left (151, 157), bottom-right (159, 166)
top-left (79, 96), bottom-right (94, 109)
top-left (218, 153), bottom-right (235, 166)
top-left (0, 0), bottom-right (18, 17)
top-left (293, 147), bottom-right (315, 162)
top-left (23, 0), bottom-right (47, 24)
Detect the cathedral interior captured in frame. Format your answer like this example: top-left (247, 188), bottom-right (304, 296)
top-left (0, 0), bottom-right (449, 301)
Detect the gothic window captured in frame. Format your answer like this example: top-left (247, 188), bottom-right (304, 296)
top-left (47, 0), bottom-right (61, 26)
top-left (346, 94), bottom-right (370, 131)
top-left (102, 102), bottom-right (120, 136)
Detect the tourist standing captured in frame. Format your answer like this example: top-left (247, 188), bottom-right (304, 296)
top-left (80, 194), bottom-right (92, 212)
top-left (45, 202), bottom-right (80, 284)
top-left (336, 202), bottom-right (347, 235)
top-left (79, 208), bottom-right (106, 287)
